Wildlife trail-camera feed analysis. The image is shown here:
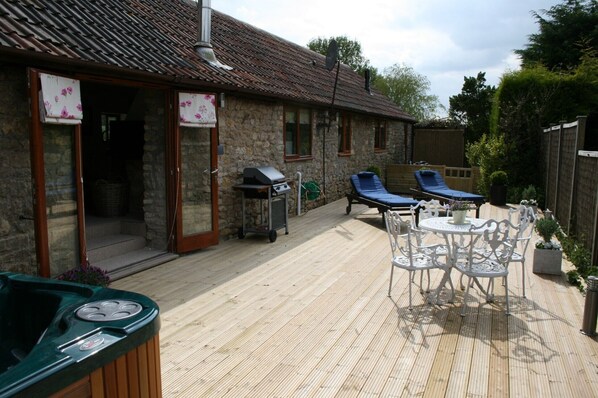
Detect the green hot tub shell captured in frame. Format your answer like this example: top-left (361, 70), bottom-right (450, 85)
top-left (0, 272), bottom-right (160, 397)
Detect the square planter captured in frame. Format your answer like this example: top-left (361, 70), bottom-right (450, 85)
top-left (532, 248), bottom-right (562, 275)
top-left (490, 184), bottom-right (507, 206)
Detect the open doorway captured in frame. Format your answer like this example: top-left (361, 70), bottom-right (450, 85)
top-left (80, 82), bottom-right (176, 279)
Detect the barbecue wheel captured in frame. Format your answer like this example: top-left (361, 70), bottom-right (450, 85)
top-left (237, 227), bottom-right (245, 239)
top-left (268, 229), bottom-right (277, 242)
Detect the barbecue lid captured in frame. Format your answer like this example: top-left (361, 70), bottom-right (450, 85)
top-left (243, 166), bottom-right (285, 184)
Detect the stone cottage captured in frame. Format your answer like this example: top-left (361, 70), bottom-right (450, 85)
top-left (0, 0), bottom-right (415, 279)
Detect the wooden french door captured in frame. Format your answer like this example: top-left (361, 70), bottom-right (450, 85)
top-left (171, 91), bottom-right (219, 252)
top-left (28, 69), bottom-right (86, 277)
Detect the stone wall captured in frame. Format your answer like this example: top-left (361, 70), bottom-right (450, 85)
top-left (216, 95), bottom-right (409, 238)
top-left (142, 88), bottom-right (168, 250)
top-left (0, 64), bottom-right (37, 274)
top-left (0, 66), bottom-right (412, 272)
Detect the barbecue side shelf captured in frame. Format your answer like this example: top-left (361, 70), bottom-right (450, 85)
top-left (233, 184), bottom-right (289, 242)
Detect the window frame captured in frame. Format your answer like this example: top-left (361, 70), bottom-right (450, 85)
top-left (338, 111), bottom-right (352, 155)
top-left (284, 106), bottom-right (313, 160)
top-left (374, 119), bottom-right (387, 151)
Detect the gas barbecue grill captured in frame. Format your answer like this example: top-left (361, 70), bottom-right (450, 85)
top-left (233, 166), bottom-right (290, 242)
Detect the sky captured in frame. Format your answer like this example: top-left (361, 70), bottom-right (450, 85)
top-left (213, 0), bottom-right (563, 116)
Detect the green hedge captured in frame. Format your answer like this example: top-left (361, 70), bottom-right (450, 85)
top-left (489, 58), bottom-right (598, 190)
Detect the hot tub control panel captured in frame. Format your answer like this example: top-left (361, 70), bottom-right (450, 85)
top-left (61, 331), bottom-right (122, 361)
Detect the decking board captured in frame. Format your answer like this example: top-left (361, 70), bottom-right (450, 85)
top-left (112, 200), bottom-right (598, 397)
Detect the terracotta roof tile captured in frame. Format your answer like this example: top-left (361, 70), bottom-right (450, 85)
top-left (0, 0), bottom-right (415, 121)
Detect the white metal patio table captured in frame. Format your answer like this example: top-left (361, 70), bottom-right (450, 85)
top-left (418, 216), bottom-right (493, 304)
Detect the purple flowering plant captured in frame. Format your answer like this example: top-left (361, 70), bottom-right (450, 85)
top-left (56, 261), bottom-right (110, 287)
top-left (448, 199), bottom-right (474, 212)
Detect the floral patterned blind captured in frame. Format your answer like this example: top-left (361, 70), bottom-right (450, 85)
top-left (39, 73), bottom-right (83, 124)
top-left (179, 93), bottom-right (217, 128)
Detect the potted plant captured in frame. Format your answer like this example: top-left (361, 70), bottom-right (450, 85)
top-left (366, 165), bottom-right (381, 178)
top-left (519, 184), bottom-right (538, 213)
top-left (489, 170), bottom-right (508, 206)
top-left (449, 199), bottom-right (474, 224)
top-left (532, 215), bottom-right (562, 275)
top-left (56, 261), bottom-right (111, 287)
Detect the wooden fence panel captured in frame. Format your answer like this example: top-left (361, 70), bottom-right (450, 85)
top-left (557, 122), bottom-right (578, 231)
top-left (546, 126), bottom-right (560, 212)
top-left (386, 164), bottom-right (444, 194)
top-left (573, 153), bottom-right (598, 266)
top-left (542, 116), bottom-right (598, 266)
top-left (413, 128), bottom-right (464, 167)
top-left (386, 164), bottom-right (481, 195)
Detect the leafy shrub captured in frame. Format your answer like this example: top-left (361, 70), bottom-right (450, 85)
top-left (535, 217), bottom-right (560, 243)
top-left (366, 165), bottom-right (381, 177)
top-left (558, 231), bottom-right (598, 291)
top-left (466, 133), bottom-right (507, 196)
top-left (489, 170), bottom-right (508, 186)
top-left (520, 185), bottom-right (538, 201)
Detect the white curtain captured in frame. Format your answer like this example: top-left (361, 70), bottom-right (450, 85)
top-left (179, 92), bottom-right (217, 128)
top-left (39, 73), bottom-right (83, 124)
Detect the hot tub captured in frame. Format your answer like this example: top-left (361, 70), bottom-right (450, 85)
top-left (0, 272), bottom-right (161, 397)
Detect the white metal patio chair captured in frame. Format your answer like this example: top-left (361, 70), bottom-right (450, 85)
top-left (409, 199), bottom-right (450, 282)
top-left (384, 210), bottom-right (445, 310)
top-left (506, 205), bottom-right (537, 297)
top-left (454, 218), bottom-right (520, 316)
top-left (410, 199), bottom-right (449, 225)
top-left (410, 199), bottom-right (451, 244)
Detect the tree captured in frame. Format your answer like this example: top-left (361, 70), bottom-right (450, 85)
top-left (307, 35), bottom-right (377, 78)
top-left (515, 0), bottom-right (598, 71)
top-left (448, 72), bottom-right (496, 145)
top-left (374, 64), bottom-right (442, 121)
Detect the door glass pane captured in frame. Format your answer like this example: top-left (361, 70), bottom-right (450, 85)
top-left (44, 125), bottom-right (80, 277)
top-left (181, 127), bottom-right (212, 236)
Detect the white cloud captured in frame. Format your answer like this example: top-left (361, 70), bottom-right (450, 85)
top-left (214, 0), bottom-right (561, 115)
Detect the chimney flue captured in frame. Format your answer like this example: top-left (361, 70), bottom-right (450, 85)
top-left (195, 0), bottom-right (212, 50)
top-left (194, 0), bottom-right (232, 70)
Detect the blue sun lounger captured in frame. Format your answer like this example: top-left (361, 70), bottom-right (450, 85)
top-left (412, 169), bottom-right (485, 217)
top-left (346, 172), bottom-right (418, 221)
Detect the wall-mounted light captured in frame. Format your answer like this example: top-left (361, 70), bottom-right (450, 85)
top-left (219, 92), bottom-right (225, 108)
top-left (316, 110), bottom-right (329, 129)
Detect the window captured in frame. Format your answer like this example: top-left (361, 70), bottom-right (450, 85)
top-left (284, 107), bottom-right (312, 158)
top-left (374, 119), bottom-right (387, 150)
top-left (338, 112), bottom-right (352, 154)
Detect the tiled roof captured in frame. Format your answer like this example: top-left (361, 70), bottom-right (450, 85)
top-left (0, 0), bottom-right (415, 121)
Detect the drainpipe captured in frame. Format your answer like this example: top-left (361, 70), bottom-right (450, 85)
top-left (297, 171), bottom-right (302, 215)
top-left (194, 0), bottom-right (232, 70)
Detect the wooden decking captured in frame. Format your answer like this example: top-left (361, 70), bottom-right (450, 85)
top-left (112, 199), bottom-right (598, 397)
